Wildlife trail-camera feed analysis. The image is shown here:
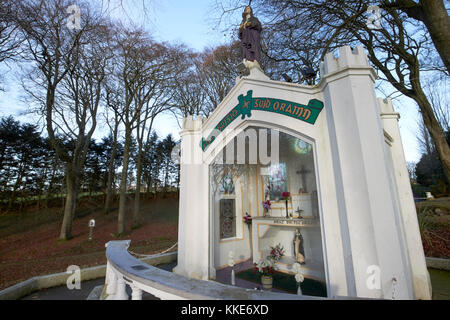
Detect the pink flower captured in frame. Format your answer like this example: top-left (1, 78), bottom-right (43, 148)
top-left (269, 243), bottom-right (285, 262)
top-left (282, 192), bottom-right (290, 198)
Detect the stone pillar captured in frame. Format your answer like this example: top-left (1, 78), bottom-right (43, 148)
top-left (379, 98), bottom-right (432, 300)
top-left (131, 285), bottom-right (143, 300)
top-left (321, 46), bottom-right (413, 299)
top-left (115, 276), bottom-right (129, 300)
top-left (173, 116), bottom-right (210, 280)
top-left (104, 261), bottom-right (117, 299)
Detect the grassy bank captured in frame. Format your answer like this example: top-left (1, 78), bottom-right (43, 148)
top-left (0, 193), bottom-right (179, 290)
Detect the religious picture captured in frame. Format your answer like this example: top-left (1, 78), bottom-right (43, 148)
top-left (219, 173), bottom-right (235, 195)
top-left (267, 163), bottom-right (287, 201)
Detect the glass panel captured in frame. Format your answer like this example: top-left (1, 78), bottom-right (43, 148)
top-left (210, 126), bottom-right (326, 297)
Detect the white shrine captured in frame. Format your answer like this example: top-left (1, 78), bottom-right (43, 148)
top-left (173, 46), bottom-right (432, 300)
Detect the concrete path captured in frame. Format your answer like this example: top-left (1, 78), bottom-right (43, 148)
top-left (22, 277), bottom-right (106, 300)
top-left (21, 262), bottom-right (177, 300)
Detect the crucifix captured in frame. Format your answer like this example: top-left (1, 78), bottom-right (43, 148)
top-left (296, 165), bottom-right (311, 193)
top-left (295, 207), bottom-right (304, 219)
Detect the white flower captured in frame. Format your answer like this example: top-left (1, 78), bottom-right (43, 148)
top-left (293, 263), bottom-right (304, 282)
top-left (255, 258), bottom-right (279, 273)
top-left (228, 251), bottom-right (235, 267)
top-left (295, 273), bottom-right (304, 283)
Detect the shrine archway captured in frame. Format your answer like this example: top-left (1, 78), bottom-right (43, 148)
top-left (207, 121), bottom-right (329, 297)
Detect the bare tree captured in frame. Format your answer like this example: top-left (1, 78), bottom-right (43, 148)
top-left (217, 0), bottom-right (450, 185)
top-left (406, 161), bottom-right (417, 181)
top-left (424, 77), bottom-right (449, 132)
top-left (113, 27), bottom-right (183, 234)
top-left (52, 19), bottom-right (111, 240)
top-left (171, 52), bottom-right (207, 118)
top-left (416, 117), bottom-right (434, 157)
top-left (381, 0), bottom-right (450, 75)
top-left (114, 27), bottom-right (148, 235)
top-left (0, 0), bottom-right (22, 64)
top-left (199, 42), bottom-right (241, 116)
top-left (416, 76), bottom-right (448, 160)
top-left (172, 41), bottom-right (280, 119)
top-left (131, 42), bottom-right (184, 228)
top-left (0, 0), bottom-right (23, 88)
top-left (103, 79), bottom-right (123, 215)
top-left (16, 0), bottom-right (111, 240)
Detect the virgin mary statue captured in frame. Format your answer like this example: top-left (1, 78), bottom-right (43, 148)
top-left (238, 6), bottom-right (262, 66)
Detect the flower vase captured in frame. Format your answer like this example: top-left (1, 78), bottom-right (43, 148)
top-left (248, 224), bottom-right (253, 258)
top-left (297, 283), bottom-right (302, 295)
top-left (285, 199), bottom-right (289, 218)
top-left (261, 275), bottom-right (273, 291)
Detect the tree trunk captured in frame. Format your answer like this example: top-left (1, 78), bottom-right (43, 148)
top-left (416, 92), bottom-right (450, 185)
top-left (45, 158), bottom-right (58, 208)
top-left (366, 37), bottom-right (450, 186)
top-left (104, 127), bottom-right (118, 215)
top-left (36, 194), bottom-right (41, 211)
top-left (163, 160), bottom-right (169, 197)
top-left (59, 167), bottom-right (78, 240)
top-left (424, 125), bottom-right (433, 156)
top-left (407, 59), bottom-right (450, 185)
top-left (104, 165), bottom-right (115, 214)
top-left (153, 175), bottom-right (159, 197)
top-left (133, 143), bottom-right (143, 229)
top-left (117, 128), bottom-right (131, 235)
top-left (8, 165), bottom-right (24, 210)
top-left (146, 177), bottom-right (152, 199)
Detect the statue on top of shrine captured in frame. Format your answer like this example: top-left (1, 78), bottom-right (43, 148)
top-left (238, 6), bottom-right (262, 68)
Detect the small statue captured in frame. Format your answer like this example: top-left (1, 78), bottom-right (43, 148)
top-left (293, 229), bottom-right (305, 264)
top-left (238, 6), bottom-right (262, 67)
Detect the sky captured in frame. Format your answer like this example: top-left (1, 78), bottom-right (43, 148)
top-left (0, 0), bottom-right (423, 163)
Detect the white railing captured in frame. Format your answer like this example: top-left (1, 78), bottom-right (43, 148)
top-left (103, 240), bottom-right (326, 300)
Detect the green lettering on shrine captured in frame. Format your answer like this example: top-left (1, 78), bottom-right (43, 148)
top-left (200, 90), bottom-right (324, 151)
